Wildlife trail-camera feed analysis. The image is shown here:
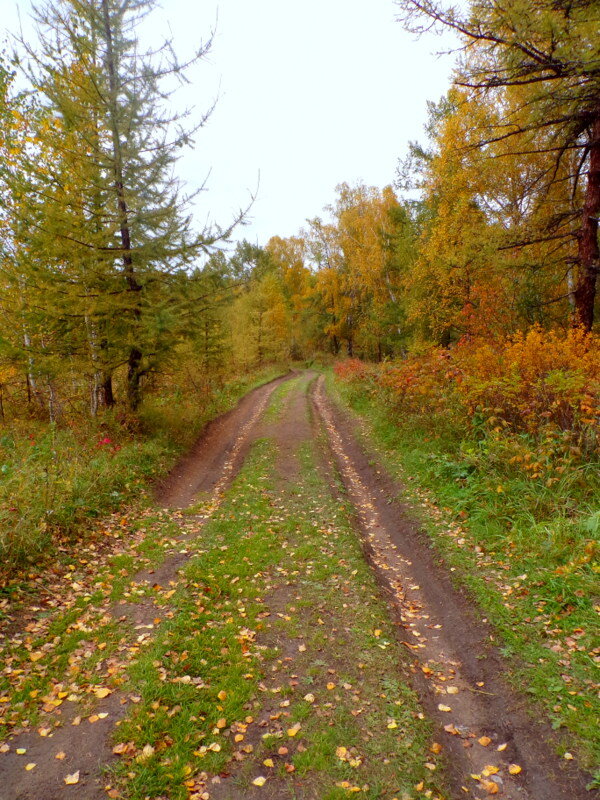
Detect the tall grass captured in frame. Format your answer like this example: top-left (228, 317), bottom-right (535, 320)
top-left (0, 421), bottom-right (171, 567)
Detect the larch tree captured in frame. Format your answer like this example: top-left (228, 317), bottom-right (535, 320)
top-left (395, 0), bottom-right (600, 330)
top-left (15, 0), bottom-right (226, 412)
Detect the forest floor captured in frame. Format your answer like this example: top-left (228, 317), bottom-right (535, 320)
top-left (0, 372), bottom-right (595, 800)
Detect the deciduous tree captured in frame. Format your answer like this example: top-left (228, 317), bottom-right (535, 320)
top-left (395, 0), bottom-right (600, 329)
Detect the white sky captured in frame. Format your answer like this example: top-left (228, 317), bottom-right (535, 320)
top-left (3, 0), bottom-right (457, 250)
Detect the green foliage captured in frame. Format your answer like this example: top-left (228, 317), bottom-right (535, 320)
top-left (0, 420), bottom-right (171, 565)
top-left (0, 0), bottom-right (242, 418)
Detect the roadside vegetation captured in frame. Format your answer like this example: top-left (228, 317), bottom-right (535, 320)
top-left (0, 367), bottom-right (284, 572)
top-left (330, 334), bottom-right (600, 774)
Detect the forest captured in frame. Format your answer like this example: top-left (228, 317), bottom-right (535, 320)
top-left (1, 0), bottom-right (598, 557)
top-left (0, 0), bottom-right (598, 798)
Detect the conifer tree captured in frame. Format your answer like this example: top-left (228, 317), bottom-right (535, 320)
top-left (15, 0), bottom-right (226, 411)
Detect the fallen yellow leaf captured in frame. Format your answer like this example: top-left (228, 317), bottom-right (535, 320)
top-left (481, 779), bottom-right (499, 794)
top-left (137, 744), bottom-right (155, 761)
top-left (217, 690), bottom-right (227, 701)
top-left (478, 736), bottom-right (492, 747)
top-left (64, 771), bottom-right (80, 785)
top-left (94, 687), bottom-right (111, 699)
top-left (508, 764), bottom-right (522, 775)
top-left (252, 776), bottom-right (266, 787)
top-left (263, 758), bottom-right (274, 767)
top-left (438, 704), bottom-right (452, 712)
top-left (482, 765), bottom-right (499, 776)
top-left (55, 751), bottom-right (66, 760)
top-left (25, 763), bottom-right (36, 771)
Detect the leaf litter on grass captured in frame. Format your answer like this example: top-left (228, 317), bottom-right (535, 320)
top-left (109, 381), bottom-right (443, 800)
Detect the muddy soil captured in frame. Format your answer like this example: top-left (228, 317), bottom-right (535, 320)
top-left (156, 373), bottom-right (292, 508)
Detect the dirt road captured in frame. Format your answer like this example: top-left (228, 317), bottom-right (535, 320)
top-left (0, 372), bottom-right (593, 800)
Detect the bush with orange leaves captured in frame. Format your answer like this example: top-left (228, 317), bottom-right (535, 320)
top-left (454, 327), bottom-right (599, 448)
top-left (335, 326), bottom-right (600, 459)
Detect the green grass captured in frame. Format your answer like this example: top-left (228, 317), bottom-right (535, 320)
top-left (0, 421), bottom-right (170, 567)
top-left (329, 372), bottom-right (599, 776)
top-left (0, 509), bottom-right (182, 732)
top-left (263, 373), bottom-right (298, 421)
top-left (109, 402), bottom-right (441, 799)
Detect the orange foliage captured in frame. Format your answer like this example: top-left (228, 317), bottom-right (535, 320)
top-left (454, 327), bottom-right (599, 437)
top-left (336, 327), bottom-right (600, 459)
top-left (333, 359), bottom-right (371, 382)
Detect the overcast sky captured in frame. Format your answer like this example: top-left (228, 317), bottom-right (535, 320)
top-left (3, 0), bottom-right (457, 250)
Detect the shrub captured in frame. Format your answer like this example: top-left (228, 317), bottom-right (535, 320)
top-left (334, 326), bottom-right (600, 463)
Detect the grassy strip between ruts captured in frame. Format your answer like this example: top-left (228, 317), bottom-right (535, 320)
top-left (327, 372), bottom-right (599, 782)
top-left (108, 385), bottom-right (443, 799)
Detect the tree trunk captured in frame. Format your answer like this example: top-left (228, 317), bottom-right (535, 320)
top-left (127, 346), bottom-right (144, 412)
top-left (573, 116), bottom-right (600, 331)
top-left (102, 0), bottom-right (144, 410)
top-left (91, 371), bottom-right (115, 416)
top-left (257, 312), bottom-right (263, 365)
top-left (23, 332), bottom-right (45, 410)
